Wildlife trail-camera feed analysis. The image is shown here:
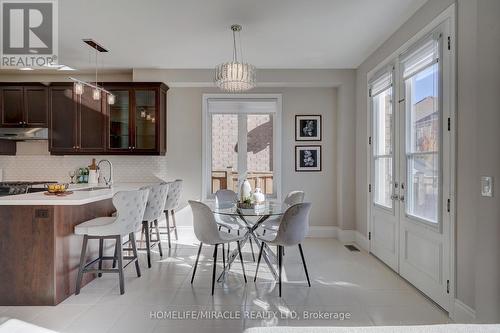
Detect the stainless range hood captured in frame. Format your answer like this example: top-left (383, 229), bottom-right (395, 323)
top-left (0, 128), bottom-right (48, 140)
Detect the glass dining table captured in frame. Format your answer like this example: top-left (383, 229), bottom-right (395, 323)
top-left (203, 201), bottom-right (289, 282)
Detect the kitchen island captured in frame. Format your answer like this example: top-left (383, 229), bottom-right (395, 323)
top-left (0, 183), bottom-right (152, 306)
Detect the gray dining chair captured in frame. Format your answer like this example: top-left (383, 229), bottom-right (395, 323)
top-left (189, 200), bottom-right (247, 295)
top-left (260, 190), bottom-right (305, 234)
top-left (215, 189), bottom-right (256, 261)
top-left (254, 202), bottom-right (312, 297)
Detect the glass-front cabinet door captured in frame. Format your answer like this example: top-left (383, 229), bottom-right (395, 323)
top-left (108, 90), bottom-right (131, 151)
top-left (133, 89), bottom-right (157, 151)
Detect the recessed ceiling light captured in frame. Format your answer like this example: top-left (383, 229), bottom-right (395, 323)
top-left (58, 65), bottom-right (76, 71)
top-left (19, 67), bottom-right (34, 71)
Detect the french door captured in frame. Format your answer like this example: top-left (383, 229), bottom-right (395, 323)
top-left (370, 20), bottom-right (453, 311)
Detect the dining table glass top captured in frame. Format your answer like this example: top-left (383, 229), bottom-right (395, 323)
top-left (205, 201), bottom-right (288, 217)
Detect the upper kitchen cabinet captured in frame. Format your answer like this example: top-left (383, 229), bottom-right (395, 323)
top-left (0, 84), bottom-right (48, 127)
top-left (104, 82), bottom-right (168, 155)
top-left (49, 83), bottom-right (106, 155)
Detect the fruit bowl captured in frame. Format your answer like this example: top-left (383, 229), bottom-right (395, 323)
top-left (45, 183), bottom-right (69, 194)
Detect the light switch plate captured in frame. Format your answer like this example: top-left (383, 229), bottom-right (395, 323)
top-left (481, 176), bottom-right (493, 197)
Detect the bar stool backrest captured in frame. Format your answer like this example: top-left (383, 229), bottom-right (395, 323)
top-left (165, 179), bottom-right (183, 210)
top-left (274, 203), bottom-right (312, 246)
top-left (189, 200), bottom-right (224, 245)
top-left (113, 189), bottom-right (150, 234)
top-left (140, 183), bottom-right (169, 222)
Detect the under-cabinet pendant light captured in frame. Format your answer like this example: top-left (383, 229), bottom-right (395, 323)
top-left (214, 24), bottom-right (256, 93)
top-left (70, 39), bottom-right (115, 105)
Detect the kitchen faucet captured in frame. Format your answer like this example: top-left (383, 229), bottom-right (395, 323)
top-left (97, 159), bottom-right (113, 187)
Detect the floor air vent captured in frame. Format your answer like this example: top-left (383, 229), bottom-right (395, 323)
top-left (344, 244), bottom-right (360, 252)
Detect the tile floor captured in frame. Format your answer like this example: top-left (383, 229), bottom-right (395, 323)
top-left (0, 227), bottom-right (450, 332)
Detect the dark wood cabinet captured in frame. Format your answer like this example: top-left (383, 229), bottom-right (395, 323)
top-left (49, 84), bottom-right (77, 153)
top-left (104, 82), bottom-right (167, 155)
top-left (49, 82), bottom-right (166, 155)
top-left (0, 139), bottom-right (16, 155)
top-left (0, 84), bottom-right (48, 127)
top-left (49, 83), bottom-right (106, 155)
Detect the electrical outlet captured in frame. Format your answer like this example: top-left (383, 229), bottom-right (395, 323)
top-left (481, 176), bottom-right (493, 197)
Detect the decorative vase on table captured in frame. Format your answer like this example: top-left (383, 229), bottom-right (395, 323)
top-left (252, 188), bottom-right (265, 203)
top-left (240, 179), bottom-right (252, 202)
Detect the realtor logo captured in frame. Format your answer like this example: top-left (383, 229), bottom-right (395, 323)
top-left (1, 0), bottom-right (58, 68)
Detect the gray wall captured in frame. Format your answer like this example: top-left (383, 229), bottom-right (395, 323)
top-left (355, 0), bottom-right (500, 321)
top-left (166, 86), bottom-right (338, 227)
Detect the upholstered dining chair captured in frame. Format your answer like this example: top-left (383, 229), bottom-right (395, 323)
top-left (215, 189), bottom-right (255, 261)
top-left (139, 183), bottom-right (169, 268)
top-left (254, 202), bottom-right (312, 297)
top-left (260, 190), bottom-right (305, 234)
top-left (163, 179), bottom-right (183, 248)
top-left (74, 189), bottom-right (149, 295)
top-left (189, 200), bottom-right (247, 295)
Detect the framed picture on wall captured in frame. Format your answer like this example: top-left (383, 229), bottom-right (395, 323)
top-left (295, 145), bottom-right (322, 172)
top-left (295, 115), bottom-right (322, 141)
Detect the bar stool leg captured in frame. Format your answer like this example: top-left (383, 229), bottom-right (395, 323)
top-left (248, 237), bottom-right (256, 262)
top-left (130, 232), bottom-right (141, 277)
top-left (116, 235), bottom-right (125, 294)
top-left (171, 210), bottom-right (179, 240)
top-left (75, 235), bottom-right (88, 295)
top-left (222, 244), bottom-right (226, 269)
top-left (154, 219), bottom-right (163, 257)
top-left (112, 240), bottom-right (118, 268)
top-left (98, 238), bottom-right (104, 277)
top-left (165, 211), bottom-right (172, 249)
top-left (144, 221), bottom-right (152, 268)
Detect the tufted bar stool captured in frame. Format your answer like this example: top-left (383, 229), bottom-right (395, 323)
top-left (74, 189), bottom-right (149, 295)
top-left (139, 183), bottom-right (169, 268)
top-left (163, 179), bottom-right (183, 248)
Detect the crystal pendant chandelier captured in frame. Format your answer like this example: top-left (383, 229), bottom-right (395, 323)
top-left (215, 24), bottom-right (256, 93)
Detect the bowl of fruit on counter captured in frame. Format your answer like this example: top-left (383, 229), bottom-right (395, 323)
top-left (44, 183), bottom-right (72, 196)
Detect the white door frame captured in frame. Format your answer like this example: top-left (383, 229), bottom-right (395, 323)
top-left (201, 93), bottom-right (283, 201)
top-left (366, 3), bottom-right (456, 311)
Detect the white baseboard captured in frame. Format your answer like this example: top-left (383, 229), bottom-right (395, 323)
top-left (307, 226), bottom-right (337, 238)
top-left (354, 231), bottom-right (369, 251)
top-left (451, 299), bottom-right (476, 323)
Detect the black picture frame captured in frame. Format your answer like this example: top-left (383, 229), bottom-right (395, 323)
top-left (295, 115), bottom-right (322, 141)
top-left (295, 145), bottom-right (322, 172)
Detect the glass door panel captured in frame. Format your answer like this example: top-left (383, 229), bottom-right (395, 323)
top-left (109, 90), bottom-right (130, 149)
top-left (211, 114), bottom-right (239, 194)
top-left (373, 87), bottom-right (394, 209)
top-left (405, 62), bottom-right (440, 224)
top-left (246, 114), bottom-right (274, 196)
top-left (134, 90), bottom-right (156, 150)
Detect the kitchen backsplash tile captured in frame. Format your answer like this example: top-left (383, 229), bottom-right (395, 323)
top-left (0, 141), bottom-right (168, 182)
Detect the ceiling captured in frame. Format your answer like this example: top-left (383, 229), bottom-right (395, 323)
top-left (57, 0), bottom-right (427, 70)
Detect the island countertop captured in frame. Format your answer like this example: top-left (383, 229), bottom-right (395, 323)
top-left (0, 182), bottom-right (155, 206)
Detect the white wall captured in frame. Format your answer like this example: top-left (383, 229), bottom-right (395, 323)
top-left (355, 0), bottom-right (500, 322)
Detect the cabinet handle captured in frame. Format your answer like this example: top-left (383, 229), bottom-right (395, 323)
top-left (19, 121), bottom-right (23, 125)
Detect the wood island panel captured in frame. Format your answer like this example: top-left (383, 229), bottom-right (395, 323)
top-left (0, 199), bottom-right (115, 305)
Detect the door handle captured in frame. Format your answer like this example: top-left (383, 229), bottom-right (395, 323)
top-left (400, 195), bottom-right (405, 202)
top-left (391, 194), bottom-right (399, 200)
